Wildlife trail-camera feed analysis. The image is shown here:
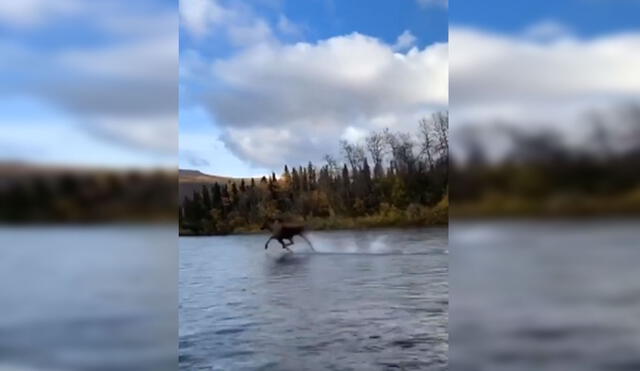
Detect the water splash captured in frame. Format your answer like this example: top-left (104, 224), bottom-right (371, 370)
top-left (295, 232), bottom-right (406, 255)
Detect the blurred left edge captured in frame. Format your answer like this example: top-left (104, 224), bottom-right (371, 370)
top-left (0, 1), bottom-right (178, 371)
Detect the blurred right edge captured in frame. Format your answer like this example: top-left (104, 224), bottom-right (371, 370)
top-left (448, 1), bottom-right (640, 370)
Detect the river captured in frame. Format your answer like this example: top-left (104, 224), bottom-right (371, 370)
top-left (0, 225), bottom-right (177, 371)
top-left (179, 227), bottom-right (449, 370)
top-left (450, 219), bottom-right (640, 371)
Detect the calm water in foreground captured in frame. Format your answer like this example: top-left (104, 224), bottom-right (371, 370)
top-left (450, 219), bottom-right (640, 371)
top-left (5, 221), bottom-right (633, 370)
top-left (179, 228), bottom-right (449, 370)
top-left (0, 225), bottom-right (177, 371)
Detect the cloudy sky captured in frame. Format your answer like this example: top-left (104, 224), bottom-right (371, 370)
top-left (449, 0), bottom-right (640, 146)
top-left (179, 0), bottom-right (448, 177)
top-left (4, 1), bottom-right (637, 171)
top-left (0, 0), bottom-right (177, 168)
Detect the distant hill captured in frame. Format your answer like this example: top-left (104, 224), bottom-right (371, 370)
top-left (179, 169), bottom-right (260, 204)
top-left (179, 169), bottom-right (235, 184)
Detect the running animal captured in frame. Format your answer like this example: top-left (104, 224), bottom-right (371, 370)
top-left (261, 219), bottom-right (315, 252)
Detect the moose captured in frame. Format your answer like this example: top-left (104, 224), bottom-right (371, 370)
top-left (261, 218), bottom-right (315, 252)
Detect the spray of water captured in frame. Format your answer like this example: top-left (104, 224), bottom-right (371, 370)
top-left (293, 233), bottom-right (397, 255)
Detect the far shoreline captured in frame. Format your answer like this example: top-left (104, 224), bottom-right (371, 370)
top-left (179, 219), bottom-right (448, 237)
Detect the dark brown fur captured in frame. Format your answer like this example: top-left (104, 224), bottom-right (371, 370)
top-left (261, 219), bottom-right (315, 251)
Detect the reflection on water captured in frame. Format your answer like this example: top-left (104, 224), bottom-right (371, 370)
top-left (0, 225), bottom-right (177, 371)
top-left (450, 219), bottom-right (640, 371)
top-left (180, 228), bottom-right (448, 370)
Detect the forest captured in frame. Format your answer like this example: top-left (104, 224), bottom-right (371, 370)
top-left (179, 112), bottom-right (449, 235)
top-left (451, 105), bottom-right (640, 217)
top-left (0, 166), bottom-right (176, 222)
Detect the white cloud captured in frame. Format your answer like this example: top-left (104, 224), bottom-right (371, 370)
top-left (0, 115), bottom-right (173, 168)
top-left (179, 0), bottom-right (230, 37)
top-left (523, 19), bottom-right (573, 41)
top-left (393, 30), bottom-right (417, 51)
top-left (0, 2), bottom-right (178, 155)
top-left (417, 0), bottom-right (448, 9)
top-left (89, 113), bottom-right (177, 153)
top-left (179, 0), bottom-right (281, 47)
top-left (451, 27), bottom-right (640, 109)
top-left (179, 130), bottom-right (270, 177)
top-left (192, 33), bottom-right (447, 168)
top-left (277, 14), bottom-right (303, 37)
top-left (450, 25), bottom-right (640, 146)
top-left (341, 126), bottom-right (369, 143)
top-left (58, 35), bottom-right (176, 81)
top-left (226, 18), bottom-right (276, 46)
top-left (0, 0), bottom-right (83, 28)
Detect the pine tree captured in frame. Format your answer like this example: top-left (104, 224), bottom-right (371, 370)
top-left (231, 183), bottom-right (239, 205)
top-left (182, 196), bottom-right (193, 222)
top-left (341, 164), bottom-right (351, 208)
top-left (211, 183), bottom-right (222, 210)
top-left (191, 190), bottom-right (205, 221)
top-left (307, 162), bottom-right (316, 190)
top-left (291, 167), bottom-right (300, 191)
top-left (301, 167), bottom-right (309, 192)
top-left (221, 184), bottom-right (230, 212)
top-left (391, 177), bottom-right (409, 209)
top-left (201, 185), bottom-right (212, 213)
top-left (342, 164), bottom-right (350, 189)
top-left (283, 165), bottom-right (291, 189)
top-left (361, 158), bottom-right (375, 209)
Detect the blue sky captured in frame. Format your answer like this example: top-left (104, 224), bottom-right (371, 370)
top-left (179, 0), bottom-right (448, 177)
top-left (5, 1), bottom-right (637, 172)
top-left (179, 0), bottom-right (447, 55)
top-left (0, 0), bottom-right (177, 169)
top-left (451, 0), bottom-right (640, 36)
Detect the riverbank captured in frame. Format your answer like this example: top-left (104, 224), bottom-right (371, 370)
top-left (179, 198), bottom-right (448, 236)
top-left (452, 189), bottom-right (640, 218)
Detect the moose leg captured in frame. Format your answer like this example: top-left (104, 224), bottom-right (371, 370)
top-left (300, 234), bottom-right (315, 251)
top-left (264, 237), bottom-right (275, 250)
top-left (278, 238), bottom-right (293, 252)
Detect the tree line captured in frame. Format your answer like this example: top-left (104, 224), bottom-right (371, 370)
top-left (180, 112), bottom-right (449, 235)
top-left (0, 169), bottom-right (176, 222)
top-left (451, 106), bottom-right (640, 216)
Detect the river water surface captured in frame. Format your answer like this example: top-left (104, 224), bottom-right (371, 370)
top-left (450, 219), bottom-right (640, 371)
top-left (0, 225), bottom-right (177, 371)
top-left (179, 228), bottom-right (448, 370)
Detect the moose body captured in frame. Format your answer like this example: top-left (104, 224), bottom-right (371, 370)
top-left (262, 219), bottom-right (315, 252)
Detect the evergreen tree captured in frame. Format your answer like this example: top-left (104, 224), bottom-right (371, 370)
top-left (211, 183), bottom-right (222, 210)
top-left (221, 184), bottom-right (230, 212)
top-left (201, 185), bottom-right (212, 213)
top-left (177, 114), bottom-right (449, 235)
top-left (283, 165), bottom-right (291, 189)
top-left (301, 167), bottom-right (309, 192)
top-left (191, 190), bottom-right (205, 221)
top-left (291, 167), bottom-right (300, 191)
top-left (391, 177), bottom-right (409, 209)
top-left (307, 162), bottom-right (316, 190)
top-left (231, 183), bottom-right (239, 205)
top-left (342, 164), bottom-right (350, 189)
